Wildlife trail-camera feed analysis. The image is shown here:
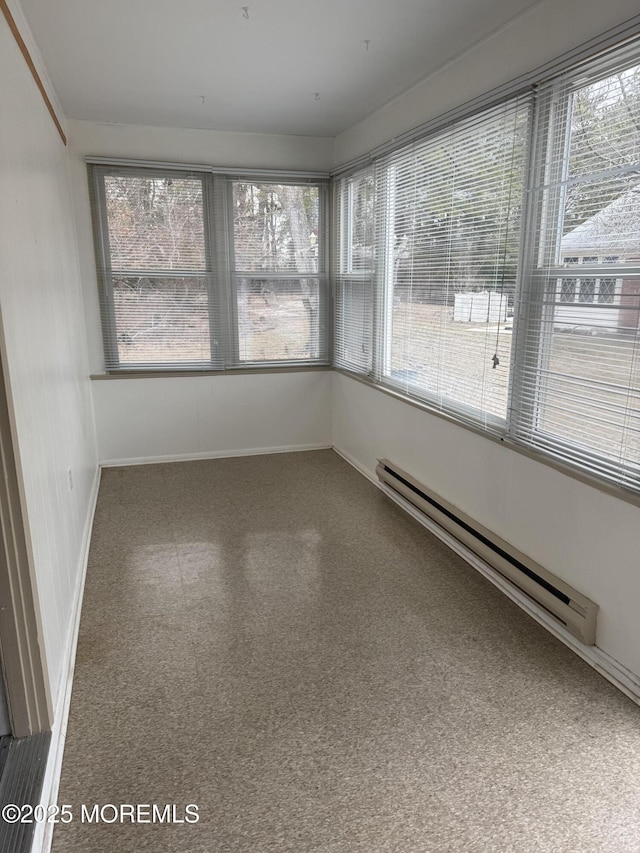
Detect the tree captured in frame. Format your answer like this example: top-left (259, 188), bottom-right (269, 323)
top-left (391, 107), bottom-right (529, 304)
top-left (232, 182), bottom-right (320, 356)
top-left (564, 64), bottom-right (640, 234)
top-left (105, 176), bottom-right (207, 356)
top-left (281, 185), bottom-right (319, 355)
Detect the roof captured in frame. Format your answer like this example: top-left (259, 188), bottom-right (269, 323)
top-left (561, 184), bottom-right (640, 254)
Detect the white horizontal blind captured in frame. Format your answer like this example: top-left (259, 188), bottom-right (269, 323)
top-left (91, 166), bottom-right (221, 369)
top-left (90, 166), bottom-right (329, 371)
top-left (373, 94), bottom-right (533, 428)
top-left (512, 43), bottom-right (640, 488)
top-left (104, 175), bottom-right (206, 271)
top-left (334, 168), bottom-right (375, 373)
top-left (230, 181), bottom-right (328, 364)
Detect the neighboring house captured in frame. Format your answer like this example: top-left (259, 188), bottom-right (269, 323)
top-left (557, 184), bottom-right (640, 334)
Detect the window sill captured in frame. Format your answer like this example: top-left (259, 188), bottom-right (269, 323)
top-left (334, 368), bottom-right (640, 508)
top-left (90, 364), bottom-right (332, 380)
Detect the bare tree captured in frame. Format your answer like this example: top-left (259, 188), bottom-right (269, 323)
top-left (281, 185), bottom-right (319, 355)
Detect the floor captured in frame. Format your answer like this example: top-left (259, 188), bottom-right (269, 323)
top-left (52, 450), bottom-right (640, 853)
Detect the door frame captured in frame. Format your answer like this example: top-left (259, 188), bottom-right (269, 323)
top-left (0, 324), bottom-right (52, 737)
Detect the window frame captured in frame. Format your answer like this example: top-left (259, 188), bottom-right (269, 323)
top-left (89, 164), bottom-right (330, 373)
top-left (228, 178), bottom-right (329, 367)
top-left (340, 97), bottom-right (533, 434)
top-left (496, 51), bottom-right (640, 491)
top-left (333, 169), bottom-right (376, 376)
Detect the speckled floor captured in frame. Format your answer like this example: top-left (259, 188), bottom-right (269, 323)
top-left (51, 450), bottom-right (640, 853)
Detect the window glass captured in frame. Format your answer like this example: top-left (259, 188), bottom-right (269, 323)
top-left (112, 277), bottom-right (210, 365)
top-left (578, 278), bottom-right (596, 302)
top-left (333, 169), bottom-right (375, 374)
top-left (560, 279), bottom-right (576, 302)
top-left (598, 278), bottom-right (616, 303)
top-left (105, 175), bottom-right (205, 270)
top-left (379, 98), bottom-right (530, 423)
top-left (232, 183), bottom-right (319, 274)
top-left (236, 278), bottom-right (322, 362)
top-left (333, 42), bottom-right (640, 490)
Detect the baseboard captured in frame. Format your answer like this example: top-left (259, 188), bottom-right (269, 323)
top-left (332, 444), bottom-right (640, 708)
top-left (99, 443), bottom-right (332, 467)
top-left (30, 465), bottom-right (102, 853)
top-left (588, 647), bottom-right (640, 704)
top-left (332, 445), bottom-right (377, 482)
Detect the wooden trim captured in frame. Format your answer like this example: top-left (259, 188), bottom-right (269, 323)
top-left (0, 323), bottom-right (53, 737)
top-left (0, 0), bottom-right (66, 145)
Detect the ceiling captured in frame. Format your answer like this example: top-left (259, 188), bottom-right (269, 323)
top-left (20, 0), bottom-right (544, 137)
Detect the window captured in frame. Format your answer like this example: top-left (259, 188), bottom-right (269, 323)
top-left (90, 166), bottom-right (328, 371)
top-left (560, 278), bottom-right (576, 302)
top-left (558, 256), bottom-right (621, 304)
top-left (333, 169), bottom-right (375, 374)
top-left (579, 278), bottom-right (596, 303)
top-left (334, 38), bottom-right (640, 492)
top-left (598, 278), bottom-right (616, 303)
top-left (514, 46), bottom-right (640, 488)
top-left (231, 182), bottom-right (325, 364)
top-left (335, 96), bottom-right (532, 429)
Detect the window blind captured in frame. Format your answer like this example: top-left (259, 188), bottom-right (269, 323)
top-left (511, 43), bottom-right (640, 488)
top-left (333, 169), bottom-right (375, 374)
top-left (334, 94), bottom-right (533, 428)
top-left (91, 166), bottom-right (223, 369)
top-left (89, 166), bottom-right (329, 371)
top-left (230, 181), bottom-right (328, 364)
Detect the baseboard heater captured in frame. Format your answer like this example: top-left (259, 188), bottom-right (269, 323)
top-left (375, 459), bottom-right (598, 645)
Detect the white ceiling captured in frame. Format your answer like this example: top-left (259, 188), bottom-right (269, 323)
top-left (20, 0), bottom-right (543, 137)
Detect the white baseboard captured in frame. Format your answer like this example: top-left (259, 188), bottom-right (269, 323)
top-left (332, 444), bottom-right (640, 707)
top-left (99, 442), bottom-right (332, 468)
top-left (332, 445), bottom-right (377, 482)
top-left (31, 465), bottom-right (102, 853)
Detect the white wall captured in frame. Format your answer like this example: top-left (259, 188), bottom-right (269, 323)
top-left (93, 372), bottom-right (332, 464)
top-left (333, 0), bottom-right (640, 167)
top-left (0, 10), bottom-right (98, 707)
